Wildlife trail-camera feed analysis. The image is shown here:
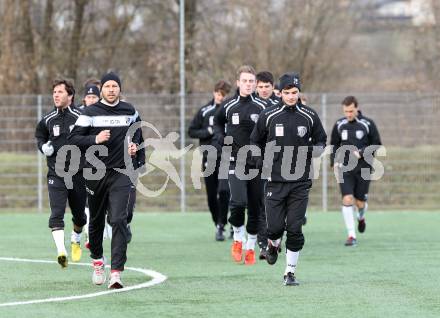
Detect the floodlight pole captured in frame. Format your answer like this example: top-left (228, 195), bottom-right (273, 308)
top-left (37, 95), bottom-right (43, 213)
top-left (179, 0), bottom-right (186, 213)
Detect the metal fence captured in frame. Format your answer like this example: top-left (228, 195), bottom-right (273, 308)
top-left (0, 93), bottom-right (438, 212)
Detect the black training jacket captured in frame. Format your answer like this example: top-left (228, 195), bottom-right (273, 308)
top-left (213, 91), bottom-right (267, 163)
top-left (188, 99), bottom-right (218, 146)
top-left (35, 105), bottom-right (83, 175)
top-left (330, 111), bottom-right (382, 167)
top-left (251, 102), bottom-right (327, 182)
top-left (68, 100), bottom-right (143, 170)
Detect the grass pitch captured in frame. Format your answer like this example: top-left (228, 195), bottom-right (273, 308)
top-left (1, 211), bottom-right (439, 317)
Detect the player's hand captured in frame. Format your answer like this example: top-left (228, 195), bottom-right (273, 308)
top-left (128, 142), bottom-right (137, 156)
top-left (42, 141), bottom-right (54, 156)
top-left (353, 150), bottom-right (361, 159)
top-left (96, 130), bottom-right (111, 144)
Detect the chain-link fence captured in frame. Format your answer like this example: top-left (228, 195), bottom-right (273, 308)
top-left (0, 93), bottom-right (438, 212)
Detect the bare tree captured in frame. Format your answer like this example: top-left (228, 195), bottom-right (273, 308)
top-left (39, 0), bottom-right (55, 88)
top-left (0, 0), bottom-right (365, 94)
top-left (191, 0), bottom-right (354, 92)
top-left (413, 2), bottom-right (440, 91)
top-left (0, 0), bottom-right (17, 94)
top-left (67, 0), bottom-right (89, 82)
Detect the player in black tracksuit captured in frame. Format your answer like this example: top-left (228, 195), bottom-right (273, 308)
top-left (255, 71), bottom-right (280, 258)
top-left (330, 96), bottom-right (382, 246)
top-left (188, 80), bottom-right (231, 241)
top-left (68, 72), bottom-right (143, 289)
top-left (35, 79), bottom-right (87, 268)
top-left (79, 84), bottom-right (100, 248)
top-left (213, 65), bottom-right (267, 265)
top-left (251, 73), bottom-right (327, 285)
top-left (79, 84), bottom-right (143, 245)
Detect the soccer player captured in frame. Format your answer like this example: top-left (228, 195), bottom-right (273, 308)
top-left (253, 71), bottom-right (280, 259)
top-left (79, 82), bottom-right (142, 247)
top-left (330, 96), bottom-right (382, 246)
top-left (255, 71), bottom-right (280, 107)
top-left (35, 79), bottom-right (87, 268)
top-left (80, 84), bottom-right (100, 109)
top-left (251, 72), bottom-right (327, 285)
top-left (68, 72), bottom-right (143, 289)
top-left (188, 80), bottom-right (232, 241)
top-left (213, 65), bottom-right (267, 265)
top-left (78, 84), bottom-right (100, 248)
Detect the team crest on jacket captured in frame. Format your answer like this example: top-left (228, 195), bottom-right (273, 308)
top-left (250, 114), bottom-right (259, 123)
top-left (356, 130), bottom-right (364, 139)
top-left (297, 126), bottom-right (307, 137)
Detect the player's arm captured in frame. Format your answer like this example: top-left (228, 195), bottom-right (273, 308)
top-left (35, 118), bottom-right (49, 153)
top-left (329, 123), bottom-right (340, 167)
top-left (35, 118), bottom-right (56, 157)
top-left (68, 113), bottom-right (103, 146)
top-left (129, 112), bottom-right (144, 157)
top-left (359, 120), bottom-right (382, 159)
top-left (250, 111), bottom-right (268, 150)
top-left (310, 114), bottom-right (327, 157)
top-left (188, 109), bottom-right (212, 139)
top-left (368, 120), bottom-right (382, 147)
top-left (136, 133), bottom-right (146, 169)
top-left (358, 120), bottom-right (382, 158)
top-left (250, 112), bottom-right (268, 168)
top-left (212, 105), bottom-right (227, 150)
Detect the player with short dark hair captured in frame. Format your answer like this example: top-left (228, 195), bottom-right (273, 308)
top-left (253, 71), bottom-right (281, 259)
top-left (251, 72), bottom-right (327, 285)
top-left (79, 83), bottom-right (100, 248)
top-left (256, 71), bottom-right (280, 107)
top-left (188, 80), bottom-right (232, 241)
top-left (330, 96), bottom-right (382, 246)
top-left (35, 78), bottom-right (87, 268)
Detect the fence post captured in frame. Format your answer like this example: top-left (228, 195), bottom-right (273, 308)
top-left (321, 93), bottom-right (328, 212)
top-left (37, 95), bottom-right (43, 213)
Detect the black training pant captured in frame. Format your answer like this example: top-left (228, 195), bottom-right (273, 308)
top-left (86, 170), bottom-right (132, 271)
top-left (108, 182), bottom-right (136, 225)
top-left (47, 173), bottom-right (87, 229)
top-left (227, 166), bottom-right (263, 236)
top-left (127, 183), bottom-right (136, 224)
top-left (203, 158), bottom-right (230, 226)
top-left (257, 180), bottom-right (268, 249)
top-left (265, 181), bottom-right (311, 252)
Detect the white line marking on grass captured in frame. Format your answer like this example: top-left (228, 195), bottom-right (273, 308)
top-left (0, 257), bottom-right (167, 307)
